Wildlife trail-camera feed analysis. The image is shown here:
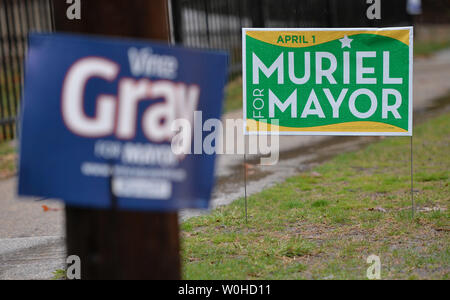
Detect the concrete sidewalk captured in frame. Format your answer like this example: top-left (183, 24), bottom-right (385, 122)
top-left (0, 181), bottom-right (64, 239)
top-left (1, 49), bottom-right (450, 279)
top-left (0, 236), bottom-right (65, 280)
top-left (0, 182), bottom-right (65, 279)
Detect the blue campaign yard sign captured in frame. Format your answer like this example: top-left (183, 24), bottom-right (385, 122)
top-left (18, 33), bottom-right (228, 211)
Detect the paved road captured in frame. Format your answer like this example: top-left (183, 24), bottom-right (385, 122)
top-left (1, 49), bottom-right (450, 279)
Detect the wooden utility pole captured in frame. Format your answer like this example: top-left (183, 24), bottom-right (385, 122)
top-left (52, 0), bottom-right (180, 280)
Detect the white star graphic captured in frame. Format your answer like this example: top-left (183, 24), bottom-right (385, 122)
top-left (339, 35), bottom-right (353, 48)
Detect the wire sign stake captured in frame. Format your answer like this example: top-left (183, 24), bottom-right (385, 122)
top-left (244, 154), bottom-right (248, 225)
top-left (410, 135), bottom-right (415, 219)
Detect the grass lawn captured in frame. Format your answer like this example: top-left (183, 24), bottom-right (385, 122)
top-left (414, 40), bottom-right (450, 57)
top-left (181, 112), bottom-right (450, 280)
top-left (0, 141), bottom-right (16, 179)
top-left (223, 76), bottom-right (243, 113)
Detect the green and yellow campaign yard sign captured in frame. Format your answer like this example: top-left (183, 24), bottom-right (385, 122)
top-left (243, 27), bottom-right (413, 136)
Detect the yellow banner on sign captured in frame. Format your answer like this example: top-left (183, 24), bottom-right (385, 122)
top-left (245, 29), bottom-right (410, 48)
top-left (246, 119), bottom-right (408, 133)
